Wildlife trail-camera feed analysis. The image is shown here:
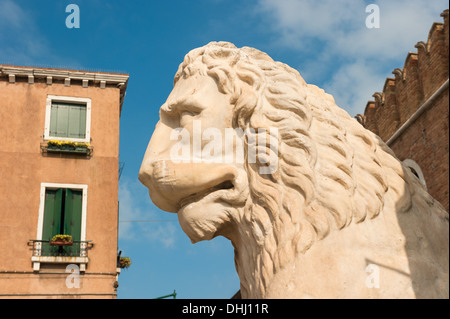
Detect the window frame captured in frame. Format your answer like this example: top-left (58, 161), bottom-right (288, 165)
top-left (33, 183), bottom-right (89, 271)
top-left (37, 183), bottom-right (88, 242)
top-left (44, 95), bottom-right (92, 143)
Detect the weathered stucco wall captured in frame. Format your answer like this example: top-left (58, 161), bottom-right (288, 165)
top-left (0, 67), bottom-right (127, 298)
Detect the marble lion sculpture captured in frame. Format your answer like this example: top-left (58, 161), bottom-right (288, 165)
top-left (139, 41), bottom-right (449, 299)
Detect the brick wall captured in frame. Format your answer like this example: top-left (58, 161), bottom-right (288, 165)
top-left (357, 9), bottom-right (449, 211)
top-left (390, 89), bottom-right (449, 211)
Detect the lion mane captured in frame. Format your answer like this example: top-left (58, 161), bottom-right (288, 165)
top-left (173, 42), bottom-right (448, 298)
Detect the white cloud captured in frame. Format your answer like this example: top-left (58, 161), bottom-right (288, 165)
top-left (0, 0), bottom-right (23, 29)
top-left (0, 0), bottom-right (69, 66)
top-left (255, 0), bottom-right (448, 114)
top-left (118, 177), bottom-right (178, 248)
top-left (331, 1), bottom-right (447, 59)
top-left (142, 222), bottom-right (177, 248)
top-left (323, 59), bottom-right (388, 115)
top-left (257, 0), bottom-right (362, 47)
top-left (118, 179), bottom-right (141, 240)
top-left (0, 0), bottom-right (43, 62)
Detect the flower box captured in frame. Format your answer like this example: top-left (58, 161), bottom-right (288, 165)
top-left (49, 234), bottom-right (73, 246)
top-left (45, 140), bottom-right (91, 155)
top-left (49, 240), bottom-right (74, 247)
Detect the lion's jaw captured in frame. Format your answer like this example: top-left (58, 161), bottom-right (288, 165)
top-left (177, 166), bottom-right (249, 243)
top-left (139, 158), bottom-right (249, 242)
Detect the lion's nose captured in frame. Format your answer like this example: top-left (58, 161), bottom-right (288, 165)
top-left (139, 159), bottom-right (181, 213)
top-left (139, 158), bottom-right (238, 213)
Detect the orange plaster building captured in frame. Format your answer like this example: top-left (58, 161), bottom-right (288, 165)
top-left (0, 65), bottom-right (129, 298)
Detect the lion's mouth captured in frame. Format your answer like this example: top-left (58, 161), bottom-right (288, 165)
top-left (178, 180), bottom-right (234, 210)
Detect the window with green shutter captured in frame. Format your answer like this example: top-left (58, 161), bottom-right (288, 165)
top-left (63, 189), bottom-right (83, 243)
top-left (42, 188), bottom-right (83, 256)
top-left (49, 102), bottom-right (87, 139)
top-left (42, 189), bottom-right (63, 242)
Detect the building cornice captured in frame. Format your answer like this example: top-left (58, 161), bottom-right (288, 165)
top-left (0, 65), bottom-right (129, 112)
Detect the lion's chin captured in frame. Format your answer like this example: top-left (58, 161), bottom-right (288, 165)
top-left (177, 198), bottom-right (233, 243)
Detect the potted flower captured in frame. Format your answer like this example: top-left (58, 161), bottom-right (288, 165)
top-left (48, 140), bottom-right (74, 150)
top-left (50, 234), bottom-right (73, 246)
top-left (118, 257), bottom-right (131, 269)
top-left (47, 140), bottom-right (91, 154)
top-left (74, 142), bottom-right (90, 152)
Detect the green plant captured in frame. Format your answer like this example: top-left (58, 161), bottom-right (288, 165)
top-left (119, 257), bottom-right (131, 269)
top-left (48, 140), bottom-right (90, 148)
top-left (51, 234), bottom-right (73, 242)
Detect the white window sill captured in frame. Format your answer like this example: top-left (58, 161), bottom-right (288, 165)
top-left (32, 256), bottom-right (89, 272)
top-left (43, 136), bottom-right (90, 144)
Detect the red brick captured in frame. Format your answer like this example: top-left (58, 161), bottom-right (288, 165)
top-left (359, 10), bottom-right (449, 211)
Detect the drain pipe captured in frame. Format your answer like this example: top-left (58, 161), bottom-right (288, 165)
top-left (386, 79), bottom-right (449, 146)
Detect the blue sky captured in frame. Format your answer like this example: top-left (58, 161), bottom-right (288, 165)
top-left (1, 0), bottom-right (447, 299)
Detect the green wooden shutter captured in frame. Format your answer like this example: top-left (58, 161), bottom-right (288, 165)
top-left (50, 102), bottom-right (86, 138)
top-left (42, 189), bottom-right (63, 256)
top-left (50, 103), bottom-right (70, 138)
top-left (63, 189), bottom-right (82, 240)
top-left (63, 189), bottom-right (83, 256)
top-left (79, 105), bottom-right (86, 138)
top-left (68, 104), bottom-right (87, 139)
top-left (42, 189), bottom-right (63, 240)
top-left (49, 104), bottom-right (59, 137)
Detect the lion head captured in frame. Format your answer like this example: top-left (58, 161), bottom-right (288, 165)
top-left (139, 42), bottom-right (449, 298)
